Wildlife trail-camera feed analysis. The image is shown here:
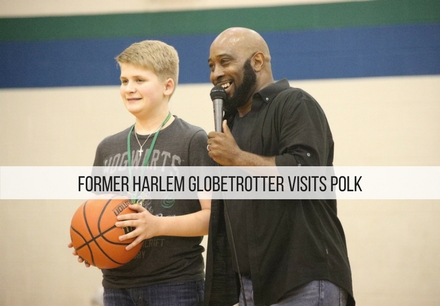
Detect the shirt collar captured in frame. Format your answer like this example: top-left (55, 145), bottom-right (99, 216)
top-left (226, 79), bottom-right (291, 120)
top-left (255, 79), bottom-right (290, 105)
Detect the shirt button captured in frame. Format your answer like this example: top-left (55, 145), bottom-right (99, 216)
top-left (307, 153), bottom-right (311, 157)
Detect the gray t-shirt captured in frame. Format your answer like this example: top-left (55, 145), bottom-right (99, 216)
top-left (93, 116), bottom-right (213, 288)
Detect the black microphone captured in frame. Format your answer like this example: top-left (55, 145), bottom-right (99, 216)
top-left (210, 86), bottom-right (226, 132)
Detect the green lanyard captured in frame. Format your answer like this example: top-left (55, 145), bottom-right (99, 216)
top-left (126, 112), bottom-right (172, 202)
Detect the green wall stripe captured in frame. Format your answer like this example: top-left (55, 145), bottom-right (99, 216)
top-left (1, 0), bottom-right (439, 41)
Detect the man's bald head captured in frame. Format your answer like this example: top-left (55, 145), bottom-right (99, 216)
top-left (210, 27), bottom-right (271, 65)
top-left (208, 28), bottom-right (275, 115)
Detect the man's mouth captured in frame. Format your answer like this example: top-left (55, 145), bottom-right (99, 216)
top-left (219, 82), bottom-right (232, 91)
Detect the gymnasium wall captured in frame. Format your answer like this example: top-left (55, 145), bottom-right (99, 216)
top-left (1, 1), bottom-right (439, 305)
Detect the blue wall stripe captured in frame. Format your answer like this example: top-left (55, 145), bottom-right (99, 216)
top-left (0, 24), bottom-right (439, 88)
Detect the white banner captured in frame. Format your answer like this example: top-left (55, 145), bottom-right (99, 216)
top-left (0, 166), bottom-right (439, 200)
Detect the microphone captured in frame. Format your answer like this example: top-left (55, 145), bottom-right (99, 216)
top-left (210, 86), bottom-right (226, 132)
top-left (210, 85), bottom-right (247, 305)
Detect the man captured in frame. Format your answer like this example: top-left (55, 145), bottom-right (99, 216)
top-left (204, 27), bottom-right (355, 306)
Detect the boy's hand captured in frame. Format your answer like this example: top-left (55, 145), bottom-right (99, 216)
top-left (68, 242), bottom-right (91, 268)
top-left (115, 204), bottom-right (160, 251)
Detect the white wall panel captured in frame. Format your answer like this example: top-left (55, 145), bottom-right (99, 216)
top-left (0, 0), bottom-right (369, 17)
top-left (1, 75), bottom-right (440, 305)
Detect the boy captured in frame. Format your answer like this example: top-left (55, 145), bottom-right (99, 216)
top-left (70, 40), bottom-right (212, 305)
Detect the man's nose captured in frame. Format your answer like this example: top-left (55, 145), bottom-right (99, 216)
top-left (210, 65), bottom-right (225, 84)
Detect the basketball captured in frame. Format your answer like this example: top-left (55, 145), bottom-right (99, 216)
top-left (70, 197), bottom-right (142, 269)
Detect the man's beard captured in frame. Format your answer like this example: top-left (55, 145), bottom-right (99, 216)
top-left (223, 59), bottom-right (257, 113)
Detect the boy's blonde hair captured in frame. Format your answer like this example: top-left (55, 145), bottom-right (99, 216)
top-left (116, 40), bottom-right (179, 86)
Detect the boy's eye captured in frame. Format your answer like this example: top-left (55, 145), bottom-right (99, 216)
top-left (121, 79), bottom-right (128, 85)
top-left (136, 79), bottom-right (145, 83)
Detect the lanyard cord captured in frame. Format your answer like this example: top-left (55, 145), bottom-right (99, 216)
top-left (126, 112), bottom-right (172, 202)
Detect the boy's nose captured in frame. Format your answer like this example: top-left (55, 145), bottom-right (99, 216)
top-left (125, 82), bottom-right (136, 92)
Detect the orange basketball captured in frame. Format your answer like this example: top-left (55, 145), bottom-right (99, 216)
top-left (70, 197), bottom-right (142, 269)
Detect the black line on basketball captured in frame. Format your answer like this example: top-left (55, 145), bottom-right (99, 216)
top-left (70, 225), bottom-right (95, 264)
top-left (82, 198), bottom-right (124, 266)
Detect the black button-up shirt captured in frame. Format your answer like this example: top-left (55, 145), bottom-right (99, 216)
top-left (205, 79), bottom-right (354, 306)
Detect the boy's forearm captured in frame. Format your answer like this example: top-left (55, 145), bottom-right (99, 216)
top-left (155, 208), bottom-right (211, 237)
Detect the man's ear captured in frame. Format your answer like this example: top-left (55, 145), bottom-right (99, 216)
top-left (252, 52), bottom-right (265, 72)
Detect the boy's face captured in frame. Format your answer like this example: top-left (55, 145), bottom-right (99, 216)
top-left (119, 63), bottom-right (169, 117)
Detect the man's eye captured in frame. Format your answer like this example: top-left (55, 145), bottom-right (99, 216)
top-left (136, 79), bottom-right (145, 83)
top-left (220, 59), bottom-right (230, 66)
top-left (121, 80), bottom-right (128, 85)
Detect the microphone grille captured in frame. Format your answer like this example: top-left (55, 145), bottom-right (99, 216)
top-left (210, 86), bottom-right (226, 101)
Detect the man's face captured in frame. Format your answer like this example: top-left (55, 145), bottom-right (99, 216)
top-left (208, 46), bottom-right (257, 112)
top-left (223, 59), bottom-right (257, 112)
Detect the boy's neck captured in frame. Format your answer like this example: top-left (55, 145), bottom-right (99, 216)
top-left (134, 112), bottom-right (174, 135)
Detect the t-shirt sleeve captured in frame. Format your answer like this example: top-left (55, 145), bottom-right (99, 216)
top-left (92, 141), bottom-right (105, 167)
top-left (188, 129), bottom-right (216, 167)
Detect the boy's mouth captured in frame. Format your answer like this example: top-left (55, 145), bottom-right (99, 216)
top-left (127, 97), bottom-right (141, 102)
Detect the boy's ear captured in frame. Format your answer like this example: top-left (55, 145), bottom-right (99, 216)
top-left (164, 78), bottom-right (175, 96)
